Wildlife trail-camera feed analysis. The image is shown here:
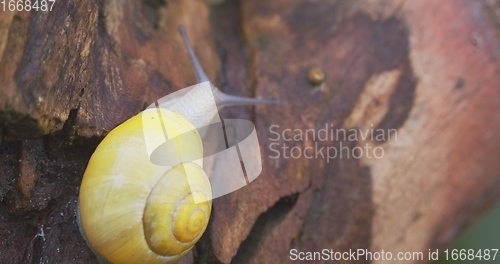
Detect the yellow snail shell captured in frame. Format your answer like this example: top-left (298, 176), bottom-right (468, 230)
top-left (78, 108), bottom-right (212, 264)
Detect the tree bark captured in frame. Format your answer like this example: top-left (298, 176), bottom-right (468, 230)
top-left (1, 0), bottom-right (500, 263)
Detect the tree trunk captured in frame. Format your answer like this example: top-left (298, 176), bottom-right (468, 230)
top-left (1, 0), bottom-right (499, 263)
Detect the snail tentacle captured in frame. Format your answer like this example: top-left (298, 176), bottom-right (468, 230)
top-left (178, 25), bottom-right (279, 108)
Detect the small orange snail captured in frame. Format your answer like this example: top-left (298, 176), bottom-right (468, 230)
top-left (77, 26), bottom-right (275, 264)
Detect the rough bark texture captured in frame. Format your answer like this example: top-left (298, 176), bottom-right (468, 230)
top-left (1, 0), bottom-right (500, 263)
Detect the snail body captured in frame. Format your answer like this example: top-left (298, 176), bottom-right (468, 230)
top-left (78, 26), bottom-right (275, 264)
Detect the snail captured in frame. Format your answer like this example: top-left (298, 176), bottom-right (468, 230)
top-left (77, 26), bottom-right (276, 264)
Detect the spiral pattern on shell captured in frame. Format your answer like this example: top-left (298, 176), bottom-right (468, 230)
top-left (78, 108), bottom-right (212, 264)
top-left (143, 163), bottom-right (211, 257)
